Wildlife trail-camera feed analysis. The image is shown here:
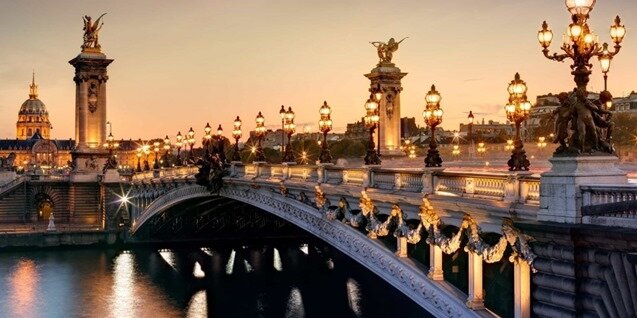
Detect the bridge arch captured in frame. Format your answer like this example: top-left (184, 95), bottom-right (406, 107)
top-left (130, 183), bottom-right (477, 317)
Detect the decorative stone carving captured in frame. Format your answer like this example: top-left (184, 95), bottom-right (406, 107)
top-left (502, 218), bottom-right (537, 272)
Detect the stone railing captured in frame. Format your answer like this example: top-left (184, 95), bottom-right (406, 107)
top-left (581, 184), bottom-right (637, 220)
top-left (131, 166), bottom-right (197, 182)
top-left (225, 163), bottom-right (540, 205)
top-left (0, 174), bottom-right (26, 197)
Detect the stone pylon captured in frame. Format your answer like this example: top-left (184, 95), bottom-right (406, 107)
top-left (365, 63), bottom-right (407, 157)
top-left (68, 43), bottom-right (113, 178)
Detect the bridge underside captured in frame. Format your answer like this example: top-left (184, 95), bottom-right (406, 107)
top-left (133, 196), bottom-right (307, 241)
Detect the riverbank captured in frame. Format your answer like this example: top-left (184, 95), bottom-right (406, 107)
top-left (0, 229), bottom-right (120, 249)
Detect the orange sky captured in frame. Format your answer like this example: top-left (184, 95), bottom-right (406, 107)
top-left (0, 0), bottom-right (635, 141)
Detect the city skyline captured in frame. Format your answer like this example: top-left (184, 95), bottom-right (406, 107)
top-left (1, 0), bottom-right (636, 141)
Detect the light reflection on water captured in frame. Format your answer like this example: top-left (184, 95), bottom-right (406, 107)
top-left (9, 259), bottom-right (38, 318)
top-left (0, 244), bottom-right (432, 318)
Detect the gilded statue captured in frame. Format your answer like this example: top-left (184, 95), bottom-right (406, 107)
top-left (370, 37), bottom-right (407, 65)
top-left (82, 14), bottom-right (106, 51)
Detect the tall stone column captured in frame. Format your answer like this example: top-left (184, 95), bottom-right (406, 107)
top-left (365, 63), bottom-right (407, 157)
top-left (68, 39), bottom-right (114, 179)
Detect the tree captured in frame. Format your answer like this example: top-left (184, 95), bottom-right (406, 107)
top-left (612, 112), bottom-right (637, 146)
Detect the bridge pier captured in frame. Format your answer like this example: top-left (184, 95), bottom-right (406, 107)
top-left (466, 251), bottom-right (485, 310)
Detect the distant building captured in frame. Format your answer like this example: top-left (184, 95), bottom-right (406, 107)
top-left (400, 117), bottom-right (418, 138)
top-left (344, 118), bottom-right (368, 140)
top-left (0, 76), bottom-right (149, 171)
top-left (613, 91), bottom-right (637, 112)
top-left (459, 119), bottom-right (513, 142)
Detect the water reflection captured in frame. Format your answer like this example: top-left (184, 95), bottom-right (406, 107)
top-left (186, 290), bottom-right (208, 318)
top-left (0, 243), bottom-right (432, 318)
top-left (9, 259), bottom-right (38, 317)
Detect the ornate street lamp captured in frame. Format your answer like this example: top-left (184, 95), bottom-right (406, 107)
top-left (537, 136), bottom-right (547, 151)
top-left (423, 85), bottom-right (443, 167)
top-left (135, 147), bottom-right (142, 172)
top-left (163, 135), bottom-right (171, 168)
top-left (505, 73), bottom-right (532, 171)
top-left (279, 105), bottom-right (286, 155)
top-left (363, 95), bottom-right (381, 165)
top-left (254, 112), bottom-right (266, 162)
top-left (174, 131), bottom-right (183, 166)
top-left (153, 140), bottom-right (160, 170)
top-left (187, 127), bottom-right (195, 162)
top-left (203, 123), bottom-right (212, 155)
top-left (318, 101), bottom-right (333, 163)
top-left (538, 1), bottom-right (625, 93)
top-left (103, 128), bottom-right (119, 170)
top-left (232, 116), bottom-right (242, 162)
top-left (282, 107), bottom-right (296, 163)
top-left (477, 142), bottom-right (486, 156)
top-left (452, 145), bottom-right (461, 158)
top-left (505, 139), bottom-right (514, 151)
top-left (143, 144), bottom-right (150, 171)
top-left (467, 110), bottom-right (475, 160)
top-left (215, 124), bottom-right (227, 163)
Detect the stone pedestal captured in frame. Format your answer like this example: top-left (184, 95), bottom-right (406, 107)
top-left (422, 167), bottom-right (444, 194)
top-left (103, 169), bottom-right (121, 183)
top-left (365, 63), bottom-right (407, 157)
top-left (70, 148), bottom-right (109, 182)
top-left (538, 156), bottom-right (627, 223)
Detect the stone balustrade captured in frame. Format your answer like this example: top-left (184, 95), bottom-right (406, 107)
top-left (230, 163), bottom-right (541, 205)
top-left (580, 184), bottom-right (637, 226)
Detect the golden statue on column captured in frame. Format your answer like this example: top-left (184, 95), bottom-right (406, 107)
top-left (81, 13), bottom-right (106, 52)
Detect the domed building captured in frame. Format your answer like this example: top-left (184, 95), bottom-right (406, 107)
top-left (16, 74), bottom-right (52, 140)
top-left (0, 74), bottom-right (154, 172)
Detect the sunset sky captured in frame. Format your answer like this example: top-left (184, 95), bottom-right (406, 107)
top-left (0, 0), bottom-right (635, 140)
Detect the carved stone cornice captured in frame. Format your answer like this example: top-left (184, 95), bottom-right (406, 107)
top-left (218, 184), bottom-right (476, 317)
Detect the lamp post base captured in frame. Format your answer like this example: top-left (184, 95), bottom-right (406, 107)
top-left (424, 148), bottom-right (442, 167)
top-left (364, 149), bottom-right (381, 166)
top-left (508, 141), bottom-right (530, 171)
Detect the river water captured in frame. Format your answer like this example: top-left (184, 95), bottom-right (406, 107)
top-left (0, 242), bottom-right (432, 318)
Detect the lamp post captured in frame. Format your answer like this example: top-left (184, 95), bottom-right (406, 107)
top-left (468, 111), bottom-right (475, 160)
top-left (505, 73), bottom-right (532, 171)
top-left (203, 123), bottom-right (212, 155)
top-left (232, 116), bottom-right (242, 162)
top-left (175, 131), bottom-right (183, 166)
top-left (452, 145), bottom-right (461, 158)
top-left (371, 89), bottom-right (382, 157)
top-left (143, 145), bottom-right (150, 171)
top-left (363, 95), bottom-right (381, 165)
top-left (254, 112), bottom-right (266, 162)
top-left (477, 142), bottom-right (486, 156)
top-left (279, 105), bottom-right (286, 156)
top-left (163, 135), bottom-right (171, 168)
top-left (103, 129), bottom-right (119, 170)
top-left (423, 85), bottom-right (444, 167)
top-left (318, 101), bottom-right (333, 164)
top-left (505, 139), bottom-right (515, 151)
top-left (538, 0), bottom-right (625, 93)
top-left (187, 127), bottom-right (195, 163)
top-left (537, 136), bottom-right (547, 155)
top-left (216, 124), bottom-right (226, 163)
top-left (282, 107), bottom-right (296, 163)
top-left (136, 147), bottom-right (142, 172)
top-left (152, 140), bottom-right (160, 170)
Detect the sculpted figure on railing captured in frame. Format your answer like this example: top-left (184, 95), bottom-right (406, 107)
top-left (359, 190), bottom-right (384, 238)
top-left (390, 204), bottom-right (409, 238)
top-left (553, 90), bottom-right (614, 155)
